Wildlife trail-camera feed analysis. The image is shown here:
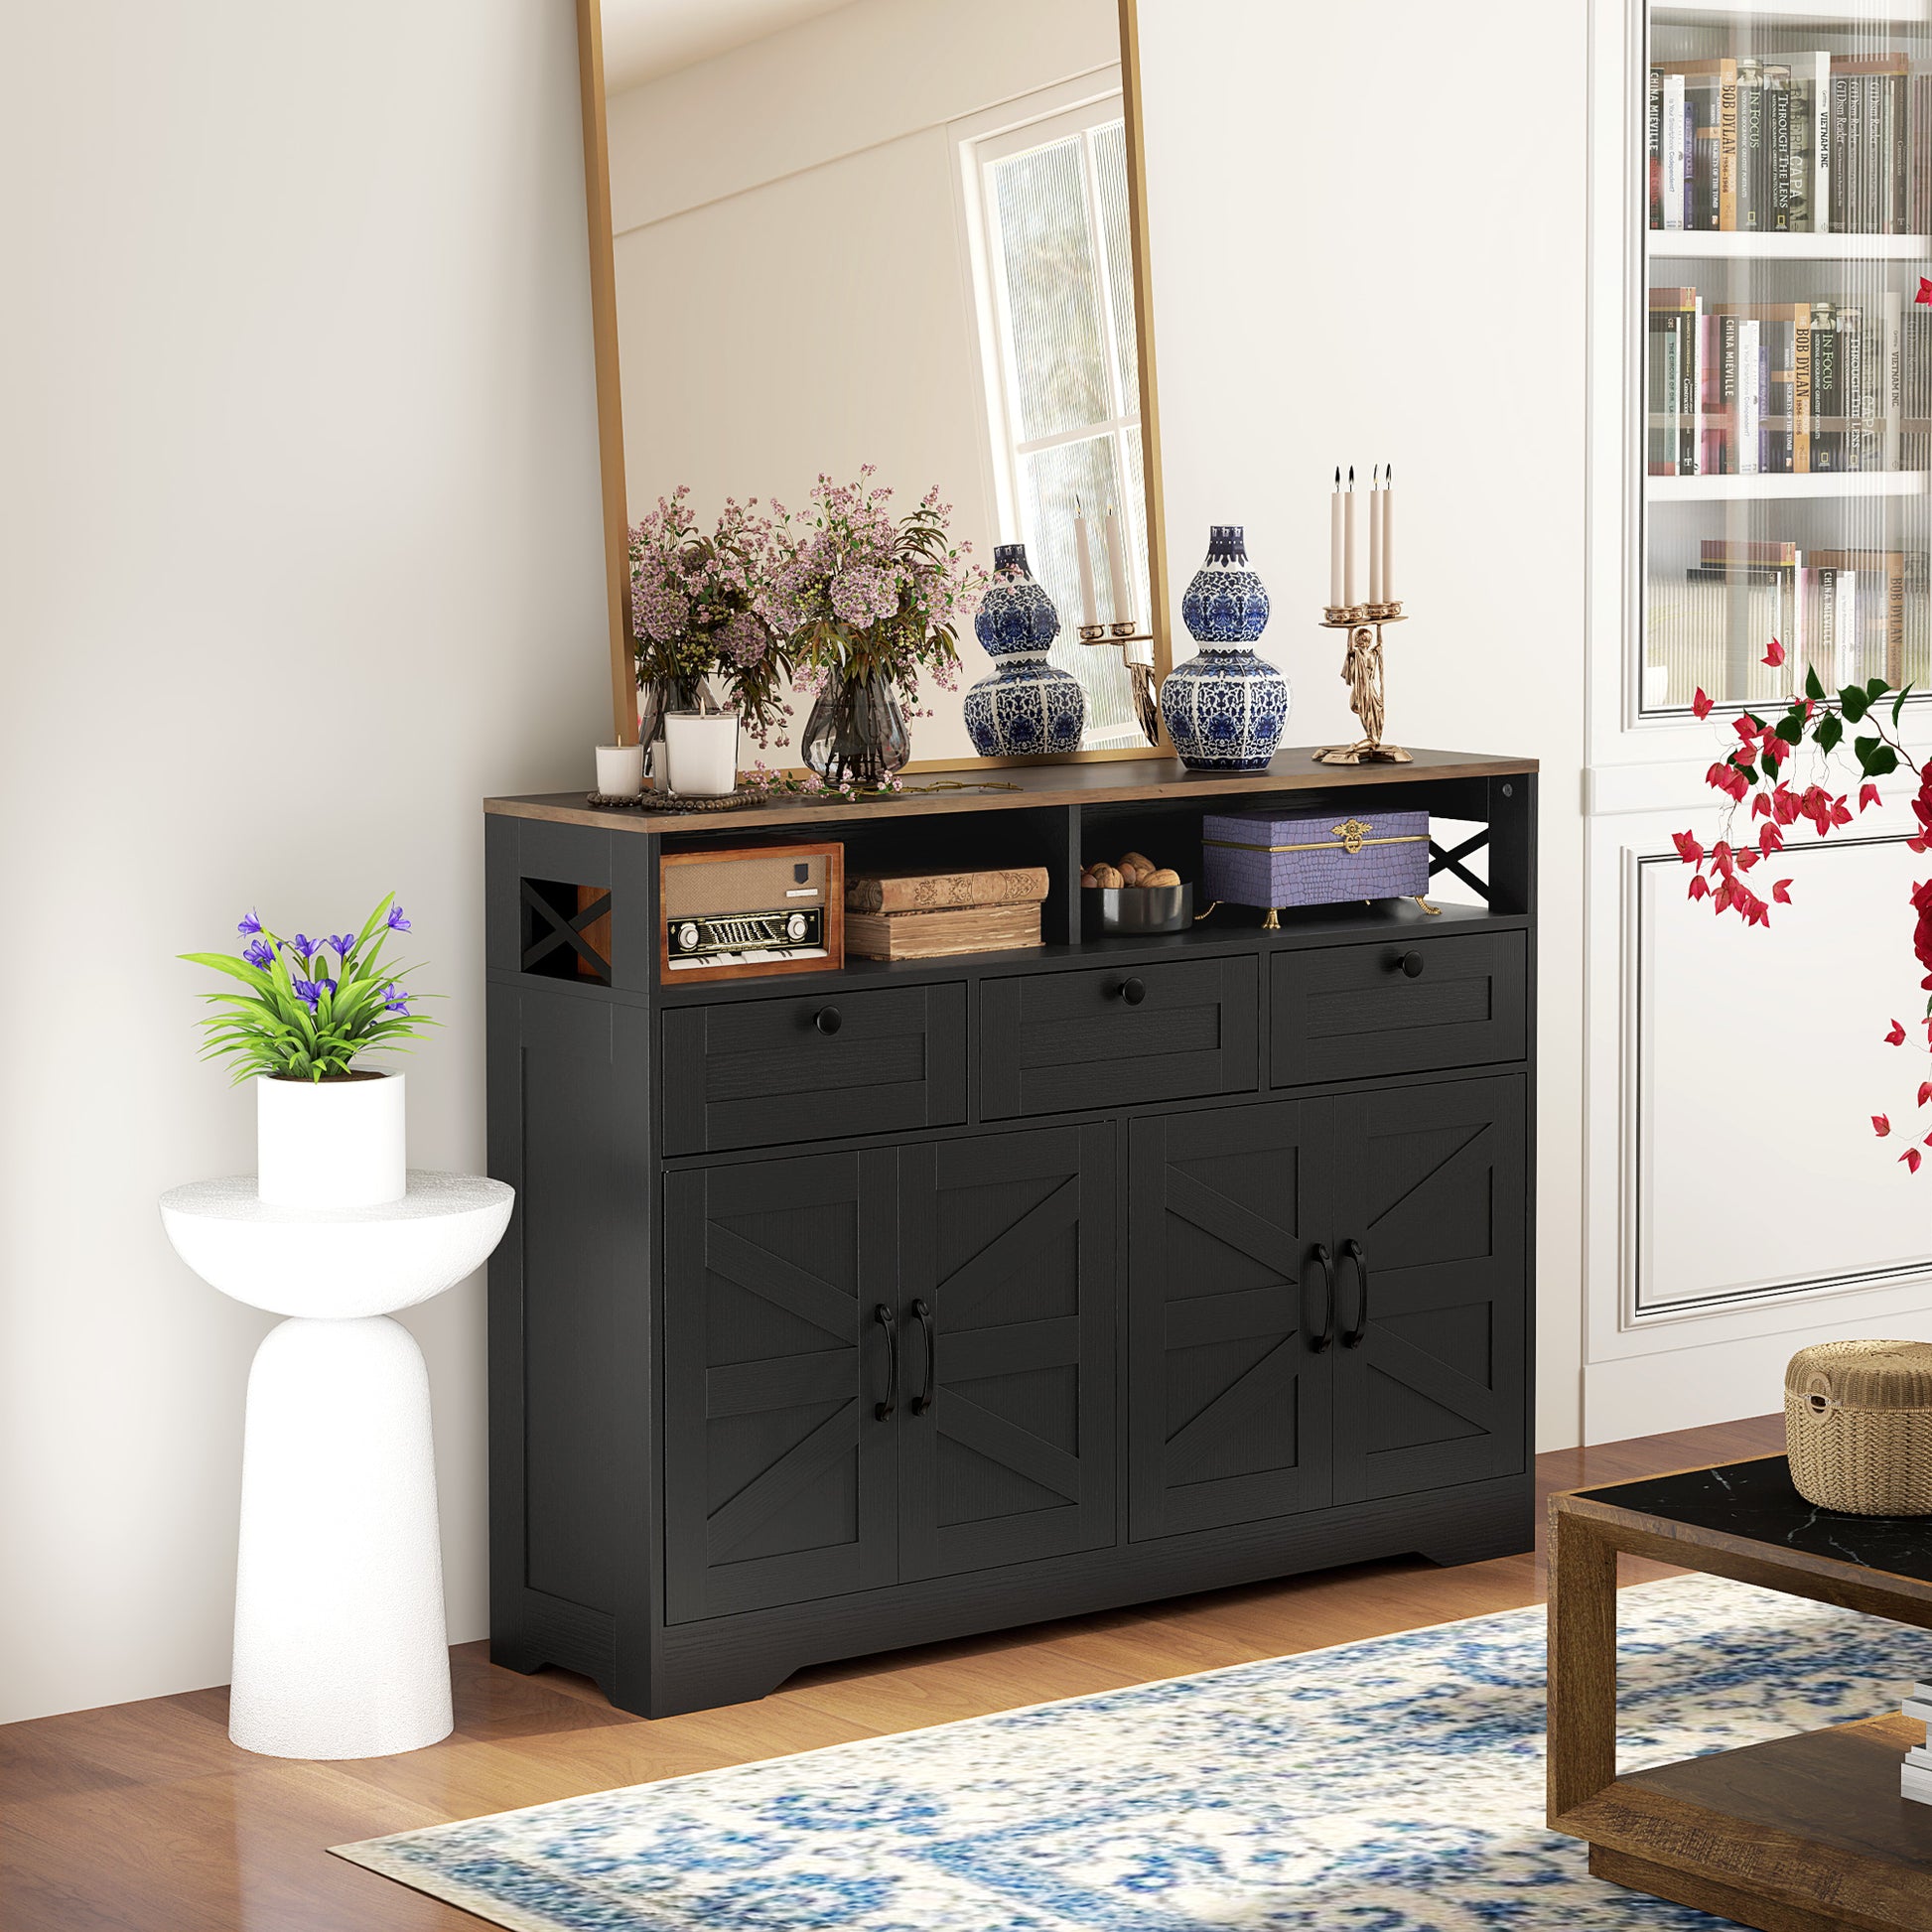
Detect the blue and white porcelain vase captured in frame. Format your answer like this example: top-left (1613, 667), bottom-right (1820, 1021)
top-left (964, 544), bottom-right (1085, 759)
top-left (1160, 525), bottom-right (1290, 771)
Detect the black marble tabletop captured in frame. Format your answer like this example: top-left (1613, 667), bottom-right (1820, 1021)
top-left (1577, 1455), bottom-right (1932, 1583)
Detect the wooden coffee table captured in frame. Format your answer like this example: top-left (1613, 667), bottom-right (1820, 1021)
top-left (1549, 1454), bottom-right (1932, 1932)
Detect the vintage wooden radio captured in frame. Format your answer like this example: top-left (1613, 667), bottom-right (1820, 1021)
top-left (658, 842), bottom-right (843, 982)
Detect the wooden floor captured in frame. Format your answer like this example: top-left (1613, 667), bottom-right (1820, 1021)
top-left (1, 1413), bottom-right (1784, 1932)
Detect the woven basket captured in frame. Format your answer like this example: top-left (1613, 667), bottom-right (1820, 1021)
top-left (1784, 1338), bottom-right (1932, 1516)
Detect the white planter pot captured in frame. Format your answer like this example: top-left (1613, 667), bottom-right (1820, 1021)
top-left (256, 1071), bottom-right (406, 1208)
top-left (662, 711), bottom-right (740, 796)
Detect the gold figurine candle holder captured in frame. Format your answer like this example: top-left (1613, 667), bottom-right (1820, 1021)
top-left (1312, 601), bottom-right (1412, 765)
top-left (1077, 620), bottom-right (1161, 747)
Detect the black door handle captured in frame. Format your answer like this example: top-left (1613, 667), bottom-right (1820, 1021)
top-left (1308, 1243), bottom-right (1333, 1352)
top-left (1114, 976), bottom-right (1147, 1006)
top-left (874, 1303), bottom-right (898, 1419)
top-left (910, 1298), bottom-right (936, 1415)
top-left (1392, 950), bottom-right (1425, 979)
top-left (815, 1006), bottom-right (843, 1035)
top-left (1340, 1238), bottom-right (1369, 1348)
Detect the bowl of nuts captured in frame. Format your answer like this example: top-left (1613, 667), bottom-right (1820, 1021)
top-left (1080, 851), bottom-right (1193, 934)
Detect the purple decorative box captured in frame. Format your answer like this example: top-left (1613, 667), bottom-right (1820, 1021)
top-left (1201, 807), bottom-right (1431, 910)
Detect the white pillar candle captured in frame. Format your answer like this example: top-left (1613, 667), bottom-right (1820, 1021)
top-left (595, 742), bottom-right (646, 797)
top-left (1343, 467), bottom-right (1357, 608)
top-left (1330, 470), bottom-right (1343, 607)
top-left (663, 712), bottom-right (740, 797)
top-left (1368, 466), bottom-right (1383, 605)
top-left (1383, 465), bottom-right (1396, 603)
top-left (1104, 506), bottom-right (1133, 626)
top-left (1074, 506), bottom-right (1100, 627)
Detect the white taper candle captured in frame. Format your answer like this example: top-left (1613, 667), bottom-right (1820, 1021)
top-left (1383, 464), bottom-right (1395, 604)
top-left (1104, 505), bottom-right (1132, 625)
top-left (1368, 465), bottom-right (1383, 605)
top-left (1073, 503), bottom-right (1100, 627)
top-left (1329, 467), bottom-right (1342, 607)
top-left (1343, 466), bottom-right (1357, 608)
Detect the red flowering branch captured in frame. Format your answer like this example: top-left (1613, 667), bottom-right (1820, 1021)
top-left (1673, 642), bottom-right (1932, 1173)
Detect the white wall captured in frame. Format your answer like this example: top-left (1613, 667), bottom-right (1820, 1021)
top-left (1135, 0), bottom-right (1590, 1449)
top-left (604, 0), bottom-right (1119, 763)
top-left (0, 2), bottom-right (608, 1725)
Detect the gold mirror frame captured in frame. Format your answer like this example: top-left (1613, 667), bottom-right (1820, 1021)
top-left (573, 0), bottom-right (1172, 764)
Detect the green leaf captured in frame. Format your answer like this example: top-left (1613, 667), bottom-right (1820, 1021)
top-left (1775, 714), bottom-right (1806, 746)
top-left (1841, 684), bottom-right (1869, 723)
top-left (1816, 714), bottom-right (1844, 754)
top-left (1805, 664), bottom-right (1827, 702)
top-left (179, 951), bottom-right (272, 990)
top-left (1853, 736), bottom-right (1900, 777)
top-left (1895, 686), bottom-right (1915, 727)
top-left (1867, 675), bottom-right (1891, 699)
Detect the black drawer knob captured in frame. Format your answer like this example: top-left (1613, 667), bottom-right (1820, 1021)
top-left (1394, 950), bottom-right (1426, 979)
top-left (1114, 976), bottom-right (1147, 1006)
top-left (814, 1006), bottom-right (843, 1035)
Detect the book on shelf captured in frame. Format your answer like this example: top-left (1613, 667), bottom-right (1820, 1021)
top-left (1904, 1687), bottom-right (1932, 1808)
top-left (1692, 538), bottom-right (1807, 696)
top-left (844, 900), bottom-right (1043, 962)
top-left (1788, 51), bottom-right (1831, 233)
top-left (845, 866), bottom-right (1050, 915)
top-left (1813, 548), bottom-right (1906, 685)
top-left (1650, 289), bottom-right (1917, 477)
top-left (1649, 47), bottom-right (1924, 234)
top-left (1649, 286), bottom-right (1700, 477)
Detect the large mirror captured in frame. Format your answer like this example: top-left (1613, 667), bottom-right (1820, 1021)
top-left (578, 0), bottom-right (1170, 772)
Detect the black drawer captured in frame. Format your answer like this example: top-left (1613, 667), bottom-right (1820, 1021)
top-left (1270, 930), bottom-right (1527, 1086)
top-left (980, 956), bottom-right (1258, 1120)
top-left (663, 984), bottom-right (967, 1155)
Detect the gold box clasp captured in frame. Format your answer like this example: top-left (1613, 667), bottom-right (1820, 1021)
top-left (1331, 818), bottom-right (1373, 856)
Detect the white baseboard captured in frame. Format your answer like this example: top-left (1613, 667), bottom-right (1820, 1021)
top-left (1584, 1306), bottom-right (1932, 1445)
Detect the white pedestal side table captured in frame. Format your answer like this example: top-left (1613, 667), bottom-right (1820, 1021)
top-left (159, 1171), bottom-right (513, 1759)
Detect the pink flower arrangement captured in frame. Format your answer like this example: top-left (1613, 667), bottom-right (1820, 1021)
top-left (627, 487), bottom-right (792, 746)
top-left (1672, 642), bottom-right (1932, 1172)
top-left (759, 470), bottom-right (985, 718)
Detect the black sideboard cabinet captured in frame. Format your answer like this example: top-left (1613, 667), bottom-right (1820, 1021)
top-left (483, 749), bottom-right (1538, 1718)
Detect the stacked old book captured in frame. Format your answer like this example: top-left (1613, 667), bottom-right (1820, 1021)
top-left (1901, 1683), bottom-right (1932, 1803)
top-left (844, 865), bottom-right (1049, 960)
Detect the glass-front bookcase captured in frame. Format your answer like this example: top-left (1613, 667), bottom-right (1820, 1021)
top-left (1644, 0), bottom-right (1932, 716)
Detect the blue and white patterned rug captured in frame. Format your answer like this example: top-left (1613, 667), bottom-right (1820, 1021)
top-left (333, 1576), bottom-right (1932, 1929)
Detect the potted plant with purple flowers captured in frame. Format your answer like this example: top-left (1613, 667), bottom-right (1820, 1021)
top-left (759, 470), bottom-right (984, 788)
top-left (180, 894), bottom-right (435, 1209)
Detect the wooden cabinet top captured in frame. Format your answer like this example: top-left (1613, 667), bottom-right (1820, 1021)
top-left (485, 747), bottom-right (1540, 835)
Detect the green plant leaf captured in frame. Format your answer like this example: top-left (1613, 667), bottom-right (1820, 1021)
top-left (1841, 684), bottom-right (1869, 723)
top-left (1895, 686), bottom-right (1915, 726)
top-left (179, 951), bottom-right (272, 989)
top-left (1817, 714), bottom-right (1844, 753)
top-left (1805, 664), bottom-right (1827, 701)
top-left (1774, 713), bottom-right (1806, 745)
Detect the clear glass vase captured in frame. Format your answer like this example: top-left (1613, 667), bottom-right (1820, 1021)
top-left (636, 672), bottom-right (711, 787)
top-left (801, 668), bottom-right (910, 789)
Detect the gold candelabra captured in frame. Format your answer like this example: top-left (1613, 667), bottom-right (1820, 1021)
top-left (1312, 601), bottom-right (1411, 765)
top-left (1077, 620), bottom-right (1160, 747)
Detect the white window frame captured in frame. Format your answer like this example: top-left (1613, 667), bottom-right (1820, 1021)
top-left (950, 70), bottom-right (1146, 619)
